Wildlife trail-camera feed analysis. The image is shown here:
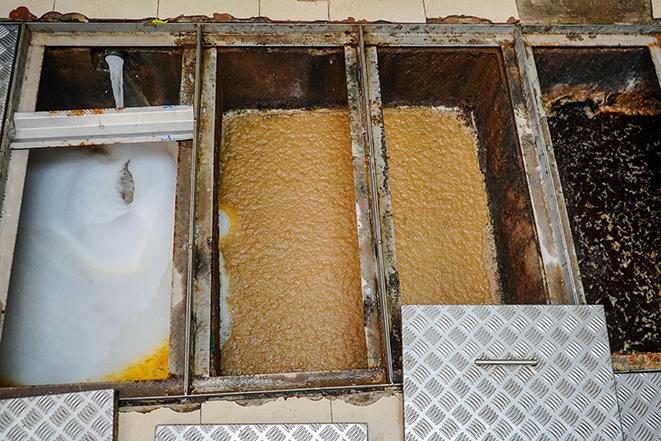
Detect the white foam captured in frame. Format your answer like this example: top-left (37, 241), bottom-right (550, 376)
top-left (0, 142), bottom-right (177, 384)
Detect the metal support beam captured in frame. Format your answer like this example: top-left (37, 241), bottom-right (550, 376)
top-left (11, 105), bottom-right (194, 149)
top-left (514, 29), bottom-right (586, 305)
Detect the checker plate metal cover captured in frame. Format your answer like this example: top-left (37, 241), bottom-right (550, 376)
top-left (0, 389), bottom-right (115, 441)
top-left (402, 305), bottom-right (622, 440)
top-left (155, 424), bottom-right (368, 441)
top-left (0, 24), bottom-right (19, 137)
top-left (615, 372), bottom-right (661, 441)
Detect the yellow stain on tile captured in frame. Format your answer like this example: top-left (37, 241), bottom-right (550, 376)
top-left (384, 106), bottom-right (499, 305)
top-left (104, 339), bottom-right (169, 382)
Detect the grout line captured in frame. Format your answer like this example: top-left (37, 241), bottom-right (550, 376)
top-left (327, 0), bottom-right (331, 22)
top-left (258, 0), bottom-right (261, 17)
top-left (156, 0), bottom-right (159, 19)
top-left (329, 400), bottom-right (334, 422)
top-left (421, 0), bottom-right (427, 19)
top-left (51, 0), bottom-right (56, 12)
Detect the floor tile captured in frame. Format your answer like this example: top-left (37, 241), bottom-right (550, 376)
top-left (118, 406), bottom-right (201, 441)
top-left (261, 0), bottom-right (329, 21)
top-left (201, 397), bottom-right (332, 423)
top-left (54, 0), bottom-right (157, 19)
top-left (329, 0), bottom-right (425, 23)
top-left (331, 393), bottom-right (403, 441)
top-left (2, 1), bottom-right (54, 19)
top-left (0, 389), bottom-right (115, 441)
top-left (424, 0), bottom-right (518, 22)
top-left (158, 0), bottom-right (259, 19)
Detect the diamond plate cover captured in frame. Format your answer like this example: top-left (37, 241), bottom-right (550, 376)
top-left (615, 372), bottom-right (660, 441)
top-left (155, 424), bottom-right (368, 441)
top-left (0, 389), bottom-right (116, 441)
top-left (402, 305), bottom-right (622, 441)
top-left (0, 24), bottom-right (19, 137)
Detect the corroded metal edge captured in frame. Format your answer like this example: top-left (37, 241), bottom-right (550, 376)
top-left (191, 47), bottom-right (217, 379)
top-left (503, 40), bottom-right (567, 304)
top-left (514, 30), bottom-right (586, 305)
top-left (344, 44), bottom-right (384, 371)
top-left (363, 23), bottom-right (515, 46)
top-left (363, 45), bottom-right (401, 383)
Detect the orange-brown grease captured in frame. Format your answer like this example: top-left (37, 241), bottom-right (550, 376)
top-left (384, 107), bottom-right (499, 305)
top-left (218, 108), bottom-right (367, 376)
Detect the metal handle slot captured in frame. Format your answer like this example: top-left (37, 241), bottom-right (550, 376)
top-left (475, 358), bottom-right (538, 367)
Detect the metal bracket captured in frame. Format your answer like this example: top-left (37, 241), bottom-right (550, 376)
top-left (10, 105), bottom-right (194, 149)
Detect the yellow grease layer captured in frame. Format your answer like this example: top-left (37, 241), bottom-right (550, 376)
top-left (103, 340), bottom-right (169, 382)
top-left (219, 108), bottom-right (367, 376)
top-left (384, 107), bottom-right (499, 305)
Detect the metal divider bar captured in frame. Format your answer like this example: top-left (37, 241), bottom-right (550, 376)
top-left (184, 24), bottom-right (203, 396)
top-left (344, 43), bottom-right (384, 371)
top-left (360, 38), bottom-right (399, 384)
top-left (191, 40), bottom-right (218, 381)
top-left (501, 44), bottom-right (568, 304)
top-left (514, 29), bottom-right (586, 305)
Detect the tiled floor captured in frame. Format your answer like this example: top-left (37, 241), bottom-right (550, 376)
top-left (1, 0), bottom-right (658, 21)
top-left (118, 394), bottom-right (403, 441)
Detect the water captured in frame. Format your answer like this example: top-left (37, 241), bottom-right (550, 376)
top-left (105, 54), bottom-right (125, 109)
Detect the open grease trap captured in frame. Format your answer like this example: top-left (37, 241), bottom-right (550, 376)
top-left (533, 46), bottom-right (661, 369)
top-left (0, 24), bottom-right (659, 403)
top-left (0, 27), bottom-right (196, 398)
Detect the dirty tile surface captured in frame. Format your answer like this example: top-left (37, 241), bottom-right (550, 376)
top-left (330, 0), bottom-right (425, 22)
top-left (654, 0), bottom-right (661, 18)
top-left (201, 397), bottom-right (332, 424)
top-left (0, 389), bottom-right (115, 441)
top-left (155, 424), bottom-right (367, 441)
top-left (402, 305), bottom-right (622, 440)
top-left (1, 1), bottom-right (54, 19)
top-left (615, 372), bottom-right (661, 441)
top-left (158, 0), bottom-right (259, 19)
top-left (424, 0), bottom-right (518, 22)
top-left (331, 394), bottom-right (403, 441)
top-left (119, 407), bottom-right (200, 441)
top-left (261, 0), bottom-right (329, 21)
top-left (515, 0), bottom-right (652, 24)
top-left (55, 0), bottom-right (157, 19)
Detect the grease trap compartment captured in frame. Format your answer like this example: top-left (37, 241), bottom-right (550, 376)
top-left (375, 47), bottom-right (548, 306)
top-left (213, 47), bottom-right (378, 382)
top-left (0, 46), bottom-right (189, 389)
top-left (533, 47), bottom-right (661, 368)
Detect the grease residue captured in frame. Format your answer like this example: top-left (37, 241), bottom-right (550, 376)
top-left (218, 108), bottom-right (367, 376)
top-left (384, 106), bottom-right (499, 305)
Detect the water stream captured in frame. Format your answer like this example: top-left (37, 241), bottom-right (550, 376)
top-left (105, 54), bottom-right (125, 109)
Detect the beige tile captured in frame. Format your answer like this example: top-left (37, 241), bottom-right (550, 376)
top-left (653, 0), bottom-right (661, 18)
top-left (118, 407), bottom-right (201, 441)
top-left (54, 0), bottom-right (156, 19)
top-left (158, 0), bottom-right (259, 19)
top-left (201, 396), bottom-right (333, 423)
top-left (331, 393), bottom-right (403, 441)
top-left (261, 0), bottom-right (329, 21)
top-left (2, 1), bottom-right (54, 19)
top-left (424, 0), bottom-right (518, 22)
top-left (330, 0), bottom-right (425, 22)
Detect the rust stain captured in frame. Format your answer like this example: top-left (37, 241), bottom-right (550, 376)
top-left (8, 6), bottom-right (36, 21)
top-left (612, 352), bottom-right (661, 371)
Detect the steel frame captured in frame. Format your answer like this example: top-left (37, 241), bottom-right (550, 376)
top-left (0, 22), bottom-right (658, 405)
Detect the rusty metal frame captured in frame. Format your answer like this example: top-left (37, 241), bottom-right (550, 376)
top-left (0, 24), bottom-right (199, 399)
top-left (190, 23), bottom-right (388, 396)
